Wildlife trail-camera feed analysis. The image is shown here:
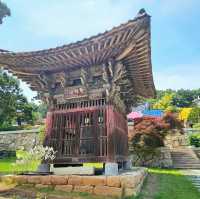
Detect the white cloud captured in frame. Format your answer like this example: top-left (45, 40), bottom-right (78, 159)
top-left (154, 63), bottom-right (200, 90)
top-left (14, 0), bottom-right (151, 40)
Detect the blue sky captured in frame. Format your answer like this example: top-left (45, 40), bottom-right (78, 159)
top-left (0, 0), bottom-right (199, 101)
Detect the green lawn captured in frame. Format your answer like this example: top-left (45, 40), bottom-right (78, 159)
top-left (0, 157), bottom-right (37, 173)
top-left (0, 157), bottom-right (16, 173)
top-left (135, 169), bottom-right (200, 199)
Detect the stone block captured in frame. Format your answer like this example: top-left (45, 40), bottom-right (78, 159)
top-left (68, 175), bottom-right (83, 186)
top-left (40, 176), bottom-right (52, 185)
top-left (1, 175), bottom-right (17, 184)
top-left (105, 163), bottom-right (118, 176)
top-left (93, 185), bottom-right (122, 197)
top-left (82, 176), bottom-right (106, 186)
top-left (13, 175), bottom-right (28, 184)
top-left (106, 176), bottom-right (121, 187)
top-left (120, 173), bottom-right (141, 188)
top-left (55, 185), bottom-right (73, 192)
top-left (124, 188), bottom-right (136, 197)
top-left (51, 175), bottom-right (68, 185)
top-left (35, 184), bottom-right (49, 189)
top-left (74, 185), bottom-right (94, 194)
top-left (27, 176), bottom-right (41, 184)
top-left (51, 165), bottom-right (94, 175)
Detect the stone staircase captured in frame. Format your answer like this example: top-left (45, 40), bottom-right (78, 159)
top-left (171, 148), bottom-right (200, 169)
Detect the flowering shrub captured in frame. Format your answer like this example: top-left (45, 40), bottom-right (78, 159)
top-left (13, 146), bottom-right (56, 173)
top-left (178, 108), bottom-right (192, 122)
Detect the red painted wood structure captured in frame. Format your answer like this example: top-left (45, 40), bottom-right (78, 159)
top-left (0, 9), bottom-right (155, 164)
top-left (46, 100), bottom-right (128, 163)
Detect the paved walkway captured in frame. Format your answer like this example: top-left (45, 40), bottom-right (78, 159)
top-left (182, 170), bottom-right (200, 191)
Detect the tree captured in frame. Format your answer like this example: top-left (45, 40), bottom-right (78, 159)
top-left (130, 113), bottom-right (183, 166)
top-left (188, 107), bottom-right (200, 124)
top-left (153, 93), bottom-right (177, 112)
top-left (0, 70), bottom-right (38, 128)
top-left (0, 1), bottom-right (10, 24)
top-left (0, 70), bottom-right (22, 126)
top-left (172, 89), bottom-right (200, 108)
top-left (37, 102), bottom-right (48, 119)
top-left (179, 108), bottom-right (192, 122)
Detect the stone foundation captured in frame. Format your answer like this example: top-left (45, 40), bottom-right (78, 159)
top-left (131, 147), bottom-right (173, 168)
top-left (0, 168), bottom-right (147, 198)
top-left (164, 131), bottom-right (188, 149)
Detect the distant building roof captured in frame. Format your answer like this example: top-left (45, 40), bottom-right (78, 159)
top-left (142, 109), bottom-right (164, 117)
top-left (127, 111), bottom-right (143, 120)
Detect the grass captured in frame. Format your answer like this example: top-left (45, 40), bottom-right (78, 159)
top-left (0, 156), bottom-right (103, 173)
top-left (0, 157), bottom-right (37, 174)
top-left (135, 168), bottom-right (200, 199)
top-left (0, 157), bottom-right (16, 173)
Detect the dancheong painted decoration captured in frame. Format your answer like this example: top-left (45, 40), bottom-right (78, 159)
top-left (0, 9), bottom-right (155, 164)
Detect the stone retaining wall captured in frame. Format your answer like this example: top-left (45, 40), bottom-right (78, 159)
top-left (0, 129), bottom-right (39, 152)
top-left (0, 168), bottom-right (147, 198)
top-left (131, 147), bottom-right (173, 168)
top-left (164, 131), bottom-right (188, 149)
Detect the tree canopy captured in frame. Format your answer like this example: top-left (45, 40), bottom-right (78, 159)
top-left (148, 89), bottom-right (200, 111)
top-left (0, 1), bottom-right (10, 24)
top-left (0, 70), bottom-right (39, 128)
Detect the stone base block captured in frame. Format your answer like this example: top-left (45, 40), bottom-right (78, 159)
top-left (50, 165), bottom-right (95, 175)
top-left (74, 185), bottom-right (94, 194)
top-left (105, 163), bottom-right (118, 176)
top-left (94, 185), bottom-right (122, 197)
top-left (55, 185), bottom-right (73, 192)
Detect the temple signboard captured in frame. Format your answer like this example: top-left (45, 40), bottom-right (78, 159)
top-left (64, 86), bottom-right (87, 99)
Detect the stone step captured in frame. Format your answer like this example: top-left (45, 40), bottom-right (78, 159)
top-left (172, 159), bottom-right (200, 161)
top-left (171, 148), bottom-right (200, 169)
top-left (173, 166), bottom-right (200, 169)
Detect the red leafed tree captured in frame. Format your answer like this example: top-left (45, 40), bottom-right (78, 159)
top-left (130, 113), bottom-right (183, 166)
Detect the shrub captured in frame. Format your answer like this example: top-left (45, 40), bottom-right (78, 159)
top-left (188, 107), bottom-right (200, 124)
top-left (162, 112), bottom-right (184, 131)
top-left (189, 133), bottom-right (200, 147)
top-left (193, 123), bottom-right (200, 129)
top-left (131, 113), bottom-right (184, 166)
top-left (13, 146), bottom-right (57, 173)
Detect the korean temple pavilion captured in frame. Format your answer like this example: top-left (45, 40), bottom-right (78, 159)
top-left (0, 9), bottom-right (155, 165)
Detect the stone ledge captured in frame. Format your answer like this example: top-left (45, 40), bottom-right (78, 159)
top-left (2, 167), bottom-right (147, 198)
top-left (54, 185), bottom-right (73, 192)
top-left (93, 185), bottom-right (122, 197)
top-left (82, 176), bottom-right (106, 186)
top-left (74, 185), bottom-right (94, 194)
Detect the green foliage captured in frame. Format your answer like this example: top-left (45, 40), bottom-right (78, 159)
top-left (149, 89), bottom-right (200, 110)
top-left (0, 1), bottom-right (10, 24)
top-left (188, 107), bottom-right (200, 123)
top-left (189, 133), bottom-right (200, 147)
top-left (0, 70), bottom-right (40, 128)
top-left (172, 89), bottom-right (200, 108)
top-left (153, 93), bottom-right (177, 112)
top-left (193, 123), bottom-right (200, 129)
top-left (37, 102), bottom-right (48, 119)
top-left (38, 125), bottom-right (46, 144)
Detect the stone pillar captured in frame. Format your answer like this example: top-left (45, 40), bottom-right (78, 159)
top-left (105, 163), bottom-right (118, 176)
top-left (124, 159), bottom-right (132, 170)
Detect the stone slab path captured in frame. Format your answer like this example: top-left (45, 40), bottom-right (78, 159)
top-left (182, 170), bottom-right (200, 191)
